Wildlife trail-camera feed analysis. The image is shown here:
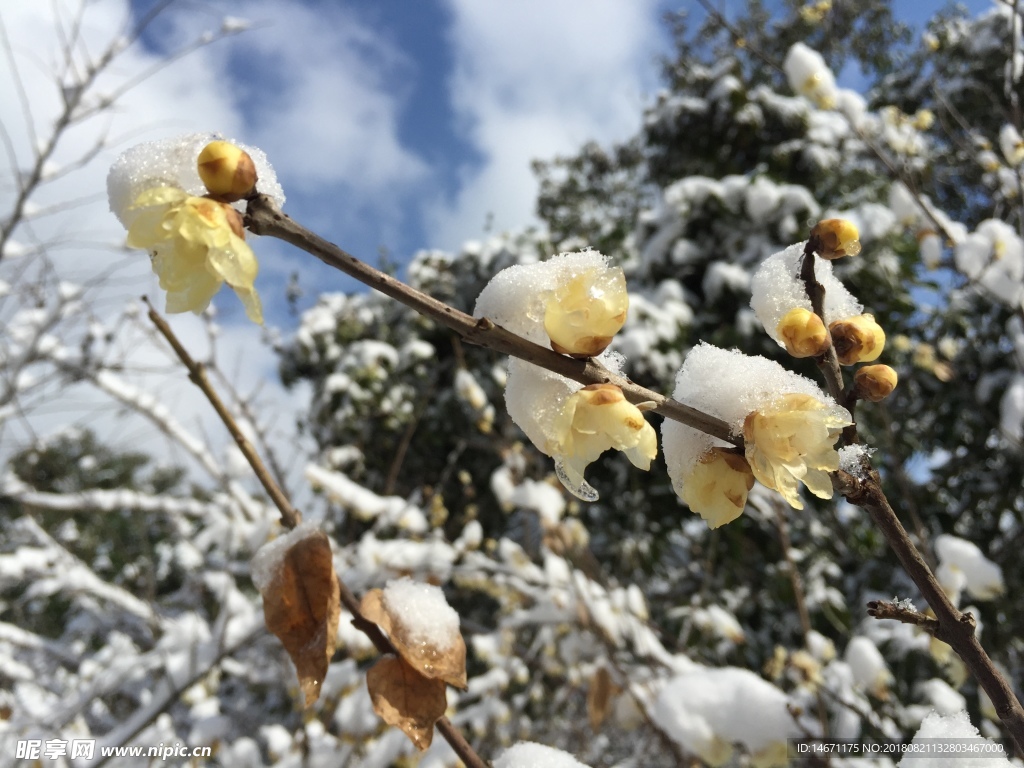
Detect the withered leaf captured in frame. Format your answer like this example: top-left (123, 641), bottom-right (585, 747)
top-left (587, 666), bottom-right (618, 731)
top-left (367, 655), bottom-right (447, 750)
top-left (258, 530), bottom-right (340, 708)
top-left (360, 587), bottom-right (468, 689)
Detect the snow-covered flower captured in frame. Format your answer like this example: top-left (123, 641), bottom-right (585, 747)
top-left (750, 243), bottom-right (863, 350)
top-left (663, 344), bottom-right (851, 513)
top-left (544, 265), bottom-right (628, 357)
top-left (475, 251), bottom-right (650, 500)
top-left (677, 448), bottom-right (754, 528)
top-left (125, 187), bottom-right (262, 323)
top-left (108, 133), bottom-right (283, 322)
top-left (999, 124), bottom-right (1024, 166)
top-left (784, 42), bottom-right (837, 109)
top-left (776, 307), bottom-right (828, 358)
top-left (829, 314), bottom-right (885, 365)
top-left (955, 219), bottom-right (1024, 306)
top-left (744, 393), bottom-right (850, 510)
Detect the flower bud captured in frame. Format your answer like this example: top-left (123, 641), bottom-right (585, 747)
top-left (544, 266), bottom-right (628, 358)
top-left (853, 364), bottom-right (898, 402)
top-left (829, 314), bottom-right (885, 365)
top-left (810, 218), bottom-right (861, 260)
top-left (776, 307), bottom-right (829, 358)
top-left (198, 140), bottom-right (258, 202)
top-left (679, 448), bottom-right (755, 529)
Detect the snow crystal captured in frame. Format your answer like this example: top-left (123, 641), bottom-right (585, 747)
top-left (493, 742), bottom-right (591, 768)
top-left (249, 521), bottom-right (323, 593)
top-left (662, 343), bottom-right (848, 496)
top-left (651, 666), bottom-right (799, 759)
top-left (750, 242), bottom-right (863, 346)
top-left (838, 444), bottom-right (873, 478)
top-left (898, 711), bottom-right (1012, 768)
top-left (934, 535), bottom-right (1004, 600)
top-left (382, 577), bottom-right (460, 650)
top-left (107, 133), bottom-right (285, 225)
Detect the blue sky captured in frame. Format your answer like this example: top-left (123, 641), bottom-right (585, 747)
top-left (0, 0), bottom-right (1001, 462)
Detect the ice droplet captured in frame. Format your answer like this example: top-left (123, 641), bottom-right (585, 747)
top-left (554, 458), bottom-right (599, 502)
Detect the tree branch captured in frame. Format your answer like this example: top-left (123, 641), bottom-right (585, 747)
top-left (245, 194), bottom-right (739, 447)
top-left (145, 303), bottom-right (489, 768)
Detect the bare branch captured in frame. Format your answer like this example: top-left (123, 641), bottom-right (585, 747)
top-left (245, 194), bottom-right (739, 447)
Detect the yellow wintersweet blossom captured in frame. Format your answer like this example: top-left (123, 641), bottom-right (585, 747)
top-left (679, 448), bottom-right (754, 529)
top-left (743, 393), bottom-right (851, 510)
top-left (544, 267), bottom-right (628, 357)
top-left (551, 383), bottom-right (656, 498)
top-left (126, 187), bottom-right (263, 324)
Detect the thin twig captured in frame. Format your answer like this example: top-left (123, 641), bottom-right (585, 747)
top-left (145, 303), bottom-right (489, 768)
top-left (144, 298), bottom-right (302, 530)
top-left (866, 599), bottom-right (941, 635)
top-left (245, 194), bottom-right (739, 447)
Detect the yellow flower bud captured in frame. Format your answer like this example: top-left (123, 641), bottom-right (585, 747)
top-left (829, 314), bottom-right (885, 365)
top-left (776, 307), bottom-right (829, 358)
top-left (810, 218), bottom-right (861, 260)
top-left (743, 393), bottom-right (851, 510)
top-left (197, 141), bottom-right (258, 202)
top-left (853, 364), bottom-right (898, 402)
top-left (678, 448), bottom-right (754, 529)
top-left (544, 267), bottom-right (628, 358)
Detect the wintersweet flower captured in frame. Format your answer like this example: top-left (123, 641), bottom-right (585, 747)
top-left (1000, 124), bottom-right (1024, 166)
top-left (108, 133), bottom-right (284, 323)
top-left (677, 448), bottom-right (754, 529)
top-left (125, 187), bottom-right (263, 323)
top-left (743, 393), bottom-right (851, 510)
top-left (829, 314), bottom-right (885, 365)
top-left (475, 250), bottom-right (649, 501)
top-left (662, 344), bottom-right (851, 514)
top-left (544, 266), bottom-right (628, 357)
top-left (776, 307), bottom-right (828, 358)
top-left (783, 42), bottom-right (837, 109)
top-left (551, 383), bottom-right (657, 501)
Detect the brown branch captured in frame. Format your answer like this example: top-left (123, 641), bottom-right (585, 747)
top-left (145, 302), bottom-right (489, 768)
top-left (144, 298), bottom-right (302, 530)
top-left (835, 469), bottom-right (1024, 750)
top-left (245, 194), bottom-right (739, 447)
top-left (866, 599), bottom-right (941, 636)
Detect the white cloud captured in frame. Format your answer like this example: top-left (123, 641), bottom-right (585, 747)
top-left (426, 0), bottom-right (665, 250)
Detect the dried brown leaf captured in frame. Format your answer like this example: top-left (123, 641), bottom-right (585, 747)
top-left (259, 531), bottom-right (340, 708)
top-left (587, 666), bottom-right (617, 731)
top-left (366, 655), bottom-right (447, 750)
top-left (359, 586), bottom-right (468, 689)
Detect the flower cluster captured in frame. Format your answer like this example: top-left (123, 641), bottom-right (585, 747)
top-left (662, 344), bottom-right (852, 520)
top-left (475, 250), bottom-right (654, 500)
top-left (107, 134), bottom-right (284, 323)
